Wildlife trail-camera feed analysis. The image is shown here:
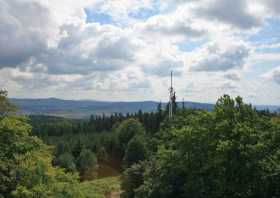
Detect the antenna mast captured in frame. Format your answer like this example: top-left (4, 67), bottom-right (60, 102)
top-left (169, 71), bottom-right (174, 118)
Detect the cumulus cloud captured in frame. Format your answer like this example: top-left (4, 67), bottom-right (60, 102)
top-left (220, 81), bottom-right (238, 91)
top-left (3, 66), bottom-right (151, 95)
top-left (194, 0), bottom-right (262, 30)
top-left (224, 72), bottom-right (242, 81)
top-left (0, 0), bottom-right (56, 67)
top-left (191, 42), bottom-right (249, 72)
top-left (263, 66), bottom-right (280, 84)
top-left (261, 0), bottom-right (280, 15)
top-left (142, 58), bottom-right (183, 76)
top-left (140, 14), bottom-right (206, 40)
top-left (135, 42), bottom-right (184, 76)
top-left (0, 0), bottom-right (138, 75)
top-left (0, 0), bottom-right (279, 103)
top-left (4, 67), bottom-right (81, 89)
top-left (38, 23), bottom-right (136, 74)
top-left (57, 69), bottom-right (151, 93)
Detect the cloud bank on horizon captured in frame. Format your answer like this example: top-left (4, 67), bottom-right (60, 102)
top-left (0, 0), bottom-right (280, 104)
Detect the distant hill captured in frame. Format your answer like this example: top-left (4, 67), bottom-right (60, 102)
top-left (9, 98), bottom-right (213, 119)
top-left (9, 98), bottom-right (279, 119)
top-left (255, 105), bottom-right (280, 113)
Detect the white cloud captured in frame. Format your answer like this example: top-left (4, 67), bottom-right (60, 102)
top-left (194, 0), bottom-right (263, 30)
top-left (0, 0), bottom-right (279, 104)
top-left (0, 0), bottom-right (56, 67)
top-left (260, 0), bottom-right (280, 16)
top-left (37, 22), bottom-right (137, 74)
top-left (224, 72), bottom-right (242, 81)
top-left (190, 41), bottom-right (249, 72)
top-left (263, 66), bottom-right (280, 84)
top-left (138, 13), bottom-right (206, 41)
top-left (220, 81), bottom-right (238, 91)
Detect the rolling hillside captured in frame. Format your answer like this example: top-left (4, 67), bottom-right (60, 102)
top-left (10, 98), bottom-right (213, 118)
top-left (10, 98), bottom-right (279, 119)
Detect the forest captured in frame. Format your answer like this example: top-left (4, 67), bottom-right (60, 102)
top-left (1, 89), bottom-right (280, 198)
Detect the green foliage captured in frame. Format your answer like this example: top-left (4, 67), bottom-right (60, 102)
top-left (29, 115), bottom-right (79, 137)
top-left (77, 148), bottom-right (99, 180)
top-left (80, 177), bottom-right (121, 198)
top-left (46, 131), bottom-right (119, 178)
top-left (124, 136), bottom-right (147, 167)
top-left (121, 163), bottom-right (145, 198)
top-left (7, 88), bottom-right (280, 198)
top-left (117, 119), bottom-right (145, 155)
top-left (0, 115), bottom-right (83, 198)
top-left (125, 95), bottom-right (280, 198)
top-left (0, 91), bottom-right (120, 198)
top-left (28, 104), bottom-right (166, 177)
top-left (0, 90), bottom-right (17, 117)
top-left (87, 107), bottom-right (166, 135)
top-left (55, 152), bottom-right (76, 172)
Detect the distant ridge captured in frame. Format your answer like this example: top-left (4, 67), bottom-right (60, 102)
top-left (9, 98), bottom-right (213, 119)
top-left (9, 98), bottom-right (279, 119)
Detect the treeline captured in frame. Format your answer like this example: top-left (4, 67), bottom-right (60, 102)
top-left (30, 102), bottom-right (168, 137)
top-left (27, 103), bottom-right (168, 180)
top-left (0, 90), bottom-right (122, 198)
top-left (27, 100), bottom-right (181, 181)
top-left (121, 95), bottom-right (280, 198)
top-left (2, 88), bottom-right (280, 198)
top-left (87, 103), bottom-right (166, 134)
top-left (30, 99), bottom-right (182, 138)
top-left (28, 97), bottom-right (280, 187)
top-left (29, 116), bottom-right (153, 180)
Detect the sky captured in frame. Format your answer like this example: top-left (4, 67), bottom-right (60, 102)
top-left (0, 0), bottom-right (280, 105)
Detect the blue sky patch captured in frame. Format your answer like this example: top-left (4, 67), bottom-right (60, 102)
top-left (129, 7), bottom-right (160, 20)
top-left (177, 40), bottom-right (206, 52)
top-left (249, 18), bottom-right (280, 43)
top-left (255, 47), bottom-right (280, 54)
top-left (85, 8), bottom-right (113, 24)
top-left (128, 0), bottom-right (176, 20)
top-left (246, 60), bottom-right (280, 80)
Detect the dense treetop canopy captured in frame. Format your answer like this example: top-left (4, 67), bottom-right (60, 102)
top-left (122, 95), bottom-right (280, 198)
top-left (0, 91), bottom-right (119, 198)
top-left (1, 90), bottom-right (280, 198)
